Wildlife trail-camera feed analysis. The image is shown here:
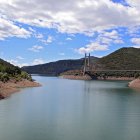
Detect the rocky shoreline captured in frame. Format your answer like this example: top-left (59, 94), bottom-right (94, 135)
top-left (0, 79), bottom-right (41, 100)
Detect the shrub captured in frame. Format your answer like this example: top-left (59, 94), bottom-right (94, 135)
top-left (0, 73), bottom-right (9, 82)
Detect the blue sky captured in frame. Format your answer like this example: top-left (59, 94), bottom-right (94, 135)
top-left (0, 0), bottom-right (140, 67)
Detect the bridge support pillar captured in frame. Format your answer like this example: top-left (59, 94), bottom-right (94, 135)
top-left (83, 53), bottom-right (91, 75)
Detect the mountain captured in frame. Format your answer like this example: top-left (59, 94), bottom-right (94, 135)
top-left (22, 47), bottom-right (140, 76)
top-left (22, 59), bottom-right (85, 76)
top-left (98, 47), bottom-right (140, 70)
top-left (22, 57), bottom-right (99, 76)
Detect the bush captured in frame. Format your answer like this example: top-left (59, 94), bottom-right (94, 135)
top-left (134, 73), bottom-right (140, 78)
top-left (21, 71), bottom-right (32, 81)
top-left (0, 73), bottom-right (9, 82)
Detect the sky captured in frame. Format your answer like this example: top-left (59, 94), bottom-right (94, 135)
top-left (0, 0), bottom-right (140, 67)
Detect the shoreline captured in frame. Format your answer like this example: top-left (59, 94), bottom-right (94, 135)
top-left (0, 79), bottom-right (41, 100)
top-left (61, 75), bottom-right (134, 81)
top-left (128, 79), bottom-right (140, 89)
top-left (61, 75), bottom-right (140, 89)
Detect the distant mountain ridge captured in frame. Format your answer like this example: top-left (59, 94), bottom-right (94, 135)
top-left (22, 59), bottom-right (84, 76)
top-left (22, 47), bottom-right (140, 76)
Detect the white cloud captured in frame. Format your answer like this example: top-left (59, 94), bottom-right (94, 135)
top-left (114, 39), bottom-right (124, 44)
top-left (7, 59), bottom-right (28, 67)
top-left (6, 57), bottom-right (46, 67)
top-left (59, 53), bottom-right (65, 56)
top-left (77, 42), bottom-right (108, 54)
top-left (16, 56), bottom-right (24, 60)
top-left (131, 46), bottom-right (140, 48)
top-left (98, 30), bottom-right (124, 45)
top-left (7, 59), bottom-right (18, 66)
top-left (127, 26), bottom-right (140, 37)
top-left (0, 17), bottom-right (31, 40)
top-left (93, 54), bottom-right (103, 58)
top-left (28, 45), bottom-right (44, 52)
top-left (126, 0), bottom-right (140, 9)
top-left (47, 36), bottom-right (53, 43)
top-left (131, 38), bottom-right (140, 45)
top-left (102, 30), bottom-right (119, 39)
top-left (41, 35), bottom-right (53, 45)
top-left (131, 37), bottom-right (140, 48)
top-left (77, 29), bottom-right (125, 54)
top-left (32, 58), bottom-right (45, 65)
top-left (0, 0), bottom-right (140, 35)
top-left (66, 37), bottom-right (72, 41)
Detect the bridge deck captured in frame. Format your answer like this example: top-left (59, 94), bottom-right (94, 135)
top-left (88, 70), bottom-right (140, 72)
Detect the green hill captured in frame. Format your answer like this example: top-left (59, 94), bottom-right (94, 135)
top-left (22, 59), bottom-right (84, 76)
top-left (0, 58), bottom-right (32, 82)
top-left (99, 47), bottom-right (140, 70)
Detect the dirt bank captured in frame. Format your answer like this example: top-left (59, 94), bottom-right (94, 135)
top-left (128, 79), bottom-right (140, 89)
top-left (0, 79), bottom-right (41, 100)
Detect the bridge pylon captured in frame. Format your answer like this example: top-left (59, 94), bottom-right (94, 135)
top-left (83, 53), bottom-right (91, 75)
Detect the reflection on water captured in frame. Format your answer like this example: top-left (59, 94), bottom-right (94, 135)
top-left (0, 77), bottom-right (140, 140)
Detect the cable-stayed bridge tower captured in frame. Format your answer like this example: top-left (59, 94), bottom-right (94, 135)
top-left (83, 53), bottom-right (91, 75)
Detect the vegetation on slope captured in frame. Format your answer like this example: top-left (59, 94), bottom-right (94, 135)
top-left (99, 47), bottom-right (140, 70)
top-left (0, 58), bottom-right (32, 82)
top-left (22, 59), bottom-right (85, 76)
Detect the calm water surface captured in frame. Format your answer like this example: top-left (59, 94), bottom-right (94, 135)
top-left (0, 76), bottom-right (140, 140)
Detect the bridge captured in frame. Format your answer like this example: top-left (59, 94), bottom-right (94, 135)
top-left (83, 53), bottom-right (140, 78)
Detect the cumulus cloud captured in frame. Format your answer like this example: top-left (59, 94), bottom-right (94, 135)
top-left (28, 45), bottom-right (44, 52)
top-left (40, 35), bottom-right (53, 45)
top-left (0, 0), bottom-right (140, 36)
top-left (0, 17), bottom-right (31, 40)
top-left (127, 26), bottom-right (140, 37)
top-left (77, 29), bottom-right (124, 54)
top-left (98, 30), bottom-right (124, 45)
top-left (131, 37), bottom-right (140, 48)
top-left (77, 42), bottom-right (108, 54)
top-left (131, 38), bottom-right (140, 45)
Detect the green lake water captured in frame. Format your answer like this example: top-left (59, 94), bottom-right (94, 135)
top-left (0, 76), bottom-right (140, 140)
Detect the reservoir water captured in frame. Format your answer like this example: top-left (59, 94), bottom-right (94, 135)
top-left (0, 76), bottom-right (140, 140)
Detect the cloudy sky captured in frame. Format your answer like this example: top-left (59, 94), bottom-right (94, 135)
top-left (0, 0), bottom-right (140, 67)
